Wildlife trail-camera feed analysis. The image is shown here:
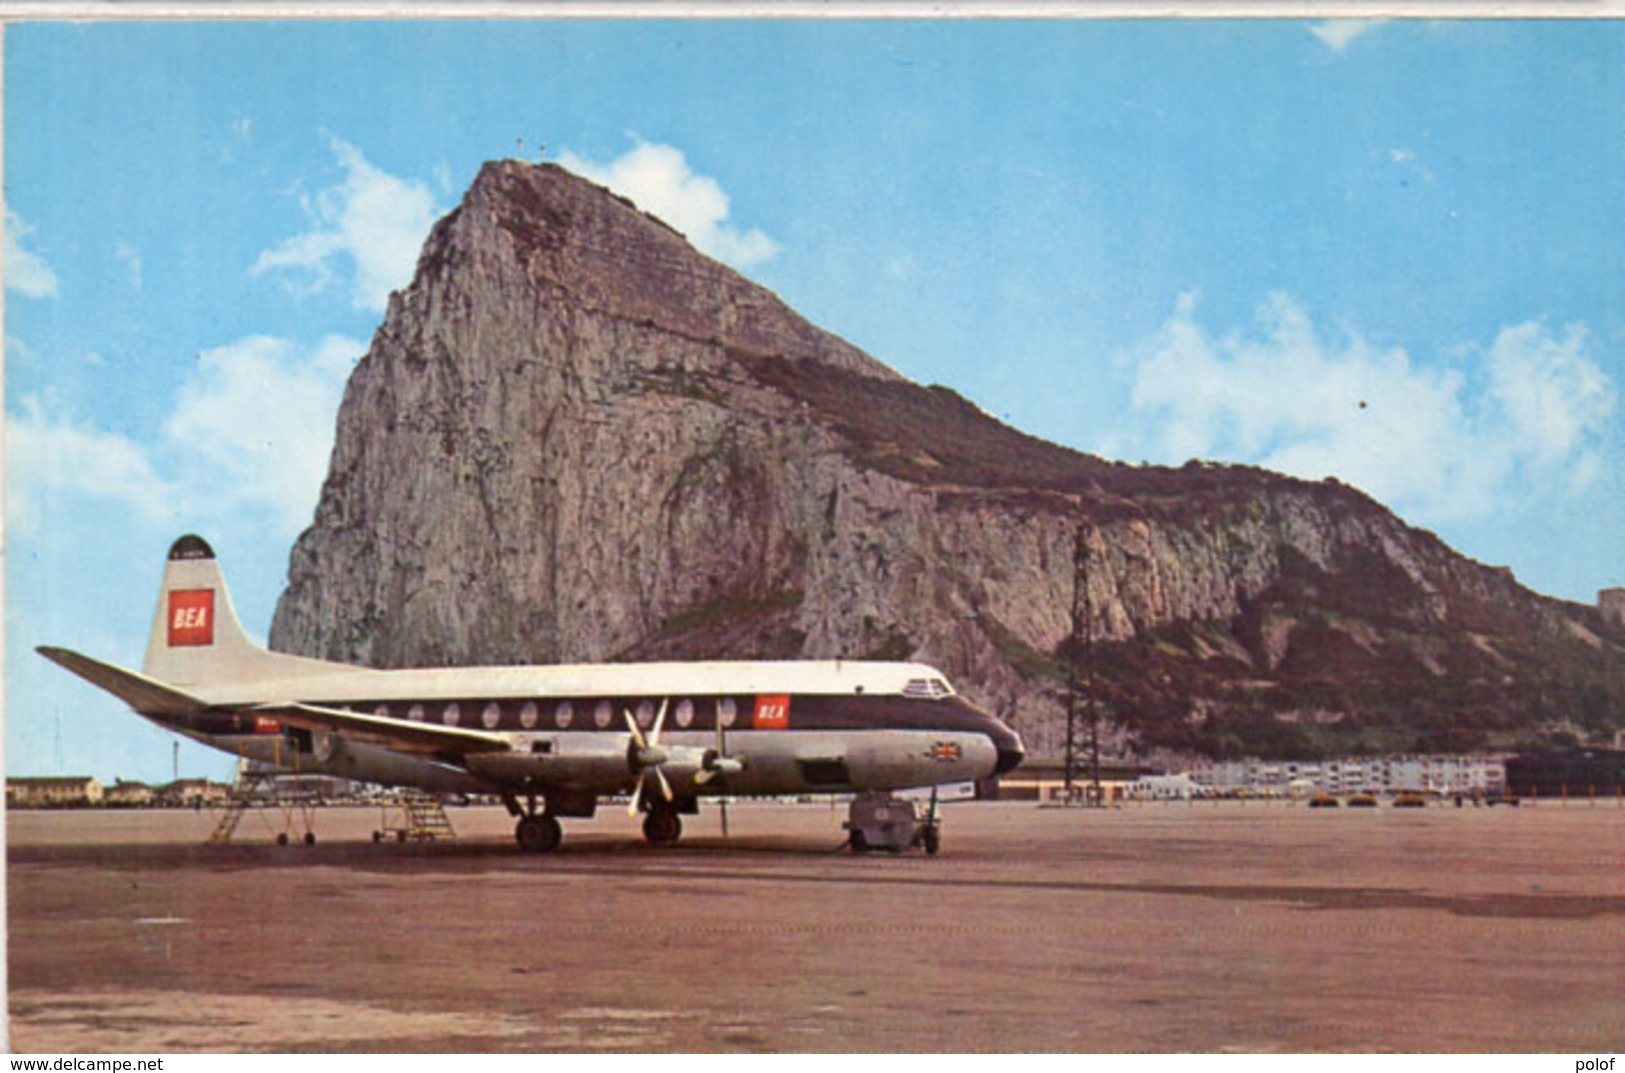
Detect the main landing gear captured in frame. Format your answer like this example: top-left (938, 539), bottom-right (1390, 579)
top-left (504, 790), bottom-right (562, 853)
top-left (641, 804), bottom-right (682, 846)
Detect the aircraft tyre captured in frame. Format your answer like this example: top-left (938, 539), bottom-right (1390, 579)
top-left (515, 814), bottom-right (563, 853)
top-left (642, 809), bottom-right (682, 846)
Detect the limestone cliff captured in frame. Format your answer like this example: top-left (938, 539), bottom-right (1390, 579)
top-left (270, 160), bottom-right (1623, 760)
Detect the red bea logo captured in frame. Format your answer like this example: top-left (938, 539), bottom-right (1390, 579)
top-left (753, 694), bottom-right (790, 730)
top-left (168, 589), bottom-right (215, 647)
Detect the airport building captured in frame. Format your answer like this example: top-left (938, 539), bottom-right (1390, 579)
top-left (162, 779), bottom-right (232, 806)
top-left (7, 776), bottom-right (105, 808)
top-left (103, 780), bottom-right (157, 807)
top-left (1187, 754), bottom-right (1507, 798)
top-left (1504, 748), bottom-right (1625, 797)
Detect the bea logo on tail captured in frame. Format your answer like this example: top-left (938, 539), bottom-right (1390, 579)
top-left (168, 589), bottom-right (215, 647)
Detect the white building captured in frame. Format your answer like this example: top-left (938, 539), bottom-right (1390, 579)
top-left (1187, 754), bottom-right (1506, 797)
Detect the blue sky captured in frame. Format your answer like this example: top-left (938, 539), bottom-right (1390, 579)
top-left (6, 18), bottom-right (1621, 781)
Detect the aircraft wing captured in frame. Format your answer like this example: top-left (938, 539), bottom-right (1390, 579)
top-left (37, 646), bottom-right (208, 717)
top-left (254, 701), bottom-right (515, 757)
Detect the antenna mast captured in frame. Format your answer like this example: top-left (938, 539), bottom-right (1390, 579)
top-left (1065, 523), bottom-right (1102, 805)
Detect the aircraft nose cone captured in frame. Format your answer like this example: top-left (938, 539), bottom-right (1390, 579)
top-left (987, 720), bottom-right (1025, 776)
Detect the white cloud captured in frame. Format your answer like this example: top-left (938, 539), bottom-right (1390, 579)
top-left (6, 334), bottom-right (362, 543)
top-left (1309, 19), bottom-right (1387, 52)
top-left (162, 334), bottom-right (362, 535)
top-left (6, 211), bottom-right (60, 299)
top-left (5, 396), bottom-right (174, 535)
top-left (1386, 147), bottom-right (1436, 185)
top-left (558, 140), bottom-right (780, 269)
top-left (1110, 293), bottom-right (1616, 525)
top-left (253, 135), bottom-right (439, 312)
top-left (115, 242), bottom-right (144, 292)
top-left (1484, 321), bottom-right (1614, 479)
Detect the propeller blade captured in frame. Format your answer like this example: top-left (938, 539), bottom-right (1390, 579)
top-left (649, 698), bottom-right (668, 745)
top-left (720, 798), bottom-right (730, 838)
top-left (624, 709), bottom-right (646, 749)
top-left (627, 772), bottom-right (645, 818)
top-left (654, 766), bottom-right (673, 802)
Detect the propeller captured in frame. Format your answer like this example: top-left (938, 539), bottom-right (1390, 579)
top-left (693, 699), bottom-right (745, 837)
top-left (694, 706), bottom-right (744, 786)
top-left (625, 699), bottom-right (672, 818)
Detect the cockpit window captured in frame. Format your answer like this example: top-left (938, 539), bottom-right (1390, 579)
top-left (902, 677), bottom-right (955, 699)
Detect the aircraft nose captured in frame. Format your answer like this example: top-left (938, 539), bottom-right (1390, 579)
top-left (989, 721), bottom-right (1025, 776)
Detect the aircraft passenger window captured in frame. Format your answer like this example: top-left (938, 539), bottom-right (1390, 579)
top-left (554, 701), bottom-right (573, 728)
top-left (374, 705), bottom-right (391, 720)
top-left (718, 697), bottom-right (737, 728)
top-left (675, 699), bottom-right (694, 728)
top-left (594, 700), bottom-right (612, 728)
top-left (519, 701), bottom-right (539, 729)
top-left (635, 699), bottom-right (655, 729)
top-left (444, 702), bottom-right (461, 727)
top-left (408, 703), bottom-right (425, 722)
top-left (482, 701), bottom-right (502, 729)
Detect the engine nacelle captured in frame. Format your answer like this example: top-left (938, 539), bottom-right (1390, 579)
top-left (467, 734), bottom-right (634, 793)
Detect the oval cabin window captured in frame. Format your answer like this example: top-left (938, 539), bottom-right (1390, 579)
top-left (719, 697), bottom-right (738, 728)
top-left (554, 701), bottom-right (573, 729)
top-left (444, 702), bottom-right (461, 727)
top-left (594, 700), bottom-right (612, 729)
top-left (482, 701), bottom-right (502, 729)
top-left (408, 704), bottom-right (425, 722)
top-left (520, 701), bottom-right (540, 729)
top-left (675, 699), bottom-right (694, 728)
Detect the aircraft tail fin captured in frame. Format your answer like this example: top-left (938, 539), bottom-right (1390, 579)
top-left (141, 534), bottom-right (343, 690)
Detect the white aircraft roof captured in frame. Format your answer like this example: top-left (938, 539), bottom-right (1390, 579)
top-left (194, 659), bottom-right (955, 706)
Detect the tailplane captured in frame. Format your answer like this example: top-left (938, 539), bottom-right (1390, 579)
top-left (142, 534), bottom-right (344, 689)
top-left (38, 646), bottom-right (207, 717)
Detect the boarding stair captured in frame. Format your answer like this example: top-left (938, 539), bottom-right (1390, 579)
top-left (208, 799), bottom-right (250, 844)
top-left (374, 791), bottom-right (457, 843)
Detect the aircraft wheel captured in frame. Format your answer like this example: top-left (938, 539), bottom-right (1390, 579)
top-left (276, 832), bottom-right (289, 846)
top-left (849, 831), bottom-right (869, 854)
top-left (516, 814), bottom-right (562, 853)
top-left (304, 832), bottom-right (317, 846)
top-left (642, 809), bottom-right (682, 845)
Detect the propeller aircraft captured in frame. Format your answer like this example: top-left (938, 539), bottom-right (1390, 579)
top-left (39, 535), bottom-right (1025, 853)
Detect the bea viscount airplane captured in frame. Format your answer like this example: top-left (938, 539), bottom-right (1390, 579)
top-left (40, 535), bottom-right (1025, 853)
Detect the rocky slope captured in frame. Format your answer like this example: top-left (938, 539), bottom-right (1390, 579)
top-left (270, 160), bottom-right (1623, 760)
